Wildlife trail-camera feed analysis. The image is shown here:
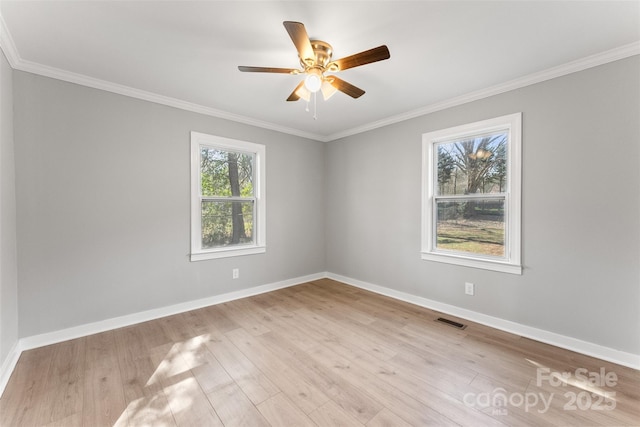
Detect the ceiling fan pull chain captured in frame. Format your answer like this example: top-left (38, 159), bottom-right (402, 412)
top-left (313, 91), bottom-right (317, 120)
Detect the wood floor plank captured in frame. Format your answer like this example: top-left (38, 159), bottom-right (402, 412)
top-left (291, 306), bottom-right (398, 362)
top-left (206, 381), bottom-right (270, 427)
top-left (216, 300), bottom-right (271, 336)
top-left (225, 327), bottom-right (331, 414)
top-left (0, 346), bottom-right (54, 426)
top-left (43, 412), bottom-right (82, 427)
top-left (366, 408), bottom-right (413, 427)
top-left (203, 332), bottom-right (280, 405)
top-left (44, 338), bottom-right (87, 425)
top-left (113, 324), bottom-right (148, 363)
top-left (162, 371), bottom-right (224, 427)
top-left (303, 282), bottom-right (377, 325)
top-left (136, 319), bottom-right (174, 351)
top-left (196, 304), bottom-right (242, 334)
top-left (125, 391), bottom-right (177, 427)
top-left (263, 305), bottom-right (321, 351)
top-left (307, 399), bottom-right (364, 426)
top-left (262, 287), bottom-right (310, 311)
top-left (159, 313), bottom-right (200, 344)
top-left (82, 352), bottom-right (127, 427)
top-left (2, 340), bottom-right (85, 427)
top-left (113, 326), bottom-right (166, 402)
top-left (84, 331), bottom-right (119, 363)
top-left (256, 330), bottom-right (385, 424)
top-left (180, 308), bottom-right (216, 337)
top-left (256, 392), bottom-right (316, 427)
top-left (172, 335), bottom-right (214, 372)
top-left (189, 342), bottom-right (235, 394)
top-left (308, 342), bottom-right (506, 427)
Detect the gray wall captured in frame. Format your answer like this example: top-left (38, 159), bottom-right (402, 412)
top-left (325, 56), bottom-right (640, 355)
top-left (14, 72), bottom-right (325, 337)
top-left (0, 50), bottom-right (18, 367)
top-left (7, 54), bottom-right (640, 358)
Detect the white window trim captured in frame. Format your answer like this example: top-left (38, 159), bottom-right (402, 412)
top-left (421, 113), bottom-right (522, 275)
top-left (190, 132), bottom-right (266, 261)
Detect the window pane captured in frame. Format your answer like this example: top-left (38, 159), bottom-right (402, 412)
top-left (201, 200), bottom-right (254, 248)
top-left (200, 148), bottom-right (254, 197)
top-left (436, 199), bottom-right (505, 257)
top-left (436, 132), bottom-right (507, 196)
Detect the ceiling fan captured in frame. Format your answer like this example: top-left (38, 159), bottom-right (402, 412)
top-left (238, 21), bottom-right (390, 102)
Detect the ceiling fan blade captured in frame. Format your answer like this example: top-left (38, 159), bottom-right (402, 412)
top-left (328, 45), bottom-right (390, 71)
top-left (286, 81), bottom-right (306, 102)
top-left (329, 76), bottom-right (365, 99)
top-left (238, 66), bottom-right (298, 74)
top-left (283, 21), bottom-right (315, 63)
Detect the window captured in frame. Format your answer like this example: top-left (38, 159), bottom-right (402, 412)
top-left (190, 132), bottom-right (265, 261)
top-left (421, 113), bottom-right (522, 274)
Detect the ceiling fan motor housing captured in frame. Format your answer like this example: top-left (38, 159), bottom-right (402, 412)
top-left (301, 40), bottom-right (335, 71)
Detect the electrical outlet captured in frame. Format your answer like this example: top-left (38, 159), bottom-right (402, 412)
top-left (465, 282), bottom-right (475, 296)
top-left (232, 268), bottom-right (239, 279)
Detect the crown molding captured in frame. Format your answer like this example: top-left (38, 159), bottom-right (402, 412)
top-left (0, 12), bottom-right (19, 67)
top-left (15, 58), bottom-right (325, 141)
top-left (327, 41), bottom-right (640, 141)
top-left (1, 10), bottom-right (638, 143)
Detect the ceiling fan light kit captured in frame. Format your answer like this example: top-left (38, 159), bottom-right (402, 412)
top-left (238, 21), bottom-right (390, 118)
top-left (304, 68), bottom-right (323, 92)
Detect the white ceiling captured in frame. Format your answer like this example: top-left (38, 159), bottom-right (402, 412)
top-left (1, 1), bottom-right (638, 141)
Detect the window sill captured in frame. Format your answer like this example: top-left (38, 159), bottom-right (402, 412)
top-left (421, 252), bottom-right (522, 275)
top-left (190, 245), bottom-right (266, 262)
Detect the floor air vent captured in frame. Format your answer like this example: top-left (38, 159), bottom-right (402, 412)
top-left (436, 317), bottom-right (467, 330)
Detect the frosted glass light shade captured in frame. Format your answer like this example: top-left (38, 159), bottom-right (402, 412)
top-left (295, 84), bottom-right (311, 102)
top-left (304, 69), bottom-right (322, 92)
top-left (321, 80), bottom-right (338, 100)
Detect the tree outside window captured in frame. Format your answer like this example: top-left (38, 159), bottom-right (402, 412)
top-left (191, 133), bottom-right (265, 261)
top-left (435, 132), bottom-right (507, 257)
top-left (422, 113), bottom-right (521, 274)
top-left (200, 148), bottom-right (254, 248)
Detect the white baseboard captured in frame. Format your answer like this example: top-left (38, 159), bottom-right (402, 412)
top-left (2, 270), bottom-right (638, 398)
top-left (0, 271), bottom-right (326, 397)
top-left (326, 273), bottom-right (640, 370)
top-left (19, 272), bottom-right (326, 351)
top-left (0, 341), bottom-right (21, 399)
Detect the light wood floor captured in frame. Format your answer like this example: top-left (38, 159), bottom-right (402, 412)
top-left (1, 279), bottom-right (639, 426)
